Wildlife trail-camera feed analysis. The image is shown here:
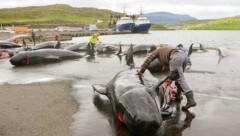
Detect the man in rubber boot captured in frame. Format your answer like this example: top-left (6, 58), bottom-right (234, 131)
top-left (137, 47), bottom-right (196, 110)
top-left (87, 33), bottom-right (101, 55)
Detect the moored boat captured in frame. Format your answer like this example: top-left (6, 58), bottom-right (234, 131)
top-left (116, 17), bottom-right (135, 32)
top-left (89, 24), bottom-right (98, 32)
top-left (132, 17), bottom-right (151, 33)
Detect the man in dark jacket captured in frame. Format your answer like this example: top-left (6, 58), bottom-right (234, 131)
top-left (138, 47), bottom-right (196, 110)
top-left (31, 30), bottom-right (36, 45)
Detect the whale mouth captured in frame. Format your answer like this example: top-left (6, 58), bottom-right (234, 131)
top-left (10, 53), bottom-right (26, 66)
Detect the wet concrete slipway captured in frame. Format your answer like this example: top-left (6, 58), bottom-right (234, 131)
top-left (1, 30), bottom-right (240, 136)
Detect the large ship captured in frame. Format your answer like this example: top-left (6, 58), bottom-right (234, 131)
top-left (116, 17), bottom-right (135, 32)
top-left (132, 17), bottom-right (151, 33)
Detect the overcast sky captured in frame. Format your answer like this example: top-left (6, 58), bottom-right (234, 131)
top-left (0, 0), bottom-right (240, 19)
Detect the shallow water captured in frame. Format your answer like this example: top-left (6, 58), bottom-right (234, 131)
top-left (70, 30), bottom-right (240, 48)
top-left (1, 30), bottom-right (240, 136)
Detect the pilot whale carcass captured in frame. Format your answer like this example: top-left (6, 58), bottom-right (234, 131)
top-left (9, 49), bottom-right (82, 66)
top-left (190, 43), bottom-right (208, 52)
top-left (92, 68), bottom-right (164, 135)
top-left (123, 44), bottom-right (157, 55)
top-left (0, 49), bottom-right (18, 59)
top-left (32, 41), bottom-right (61, 50)
top-left (0, 41), bottom-right (22, 49)
top-left (96, 45), bottom-right (119, 54)
top-left (65, 42), bottom-right (88, 52)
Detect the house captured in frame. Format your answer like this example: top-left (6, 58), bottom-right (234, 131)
top-left (10, 27), bottom-right (28, 33)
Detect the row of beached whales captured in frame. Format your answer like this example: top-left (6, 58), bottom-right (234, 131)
top-left (1, 40), bottom-right (157, 66)
top-left (0, 40), bottom-right (228, 135)
top-left (1, 39), bottom-right (221, 69)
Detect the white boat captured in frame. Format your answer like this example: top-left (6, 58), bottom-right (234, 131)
top-left (89, 24), bottom-right (98, 32)
top-left (116, 17), bottom-right (134, 32)
top-left (132, 17), bottom-right (151, 33)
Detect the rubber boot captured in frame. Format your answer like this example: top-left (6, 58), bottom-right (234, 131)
top-left (86, 43), bottom-right (95, 56)
top-left (175, 82), bottom-right (183, 101)
top-left (182, 91), bottom-right (196, 110)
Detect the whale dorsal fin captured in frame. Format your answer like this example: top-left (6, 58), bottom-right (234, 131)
top-left (92, 84), bottom-right (107, 95)
top-left (125, 44), bottom-right (135, 68)
top-left (188, 43), bottom-right (193, 57)
top-left (199, 43), bottom-right (208, 52)
top-left (116, 44), bottom-right (122, 55)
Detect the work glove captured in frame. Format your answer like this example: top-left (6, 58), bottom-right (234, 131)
top-left (169, 69), bottom-right (180, 81)
top-left (136, 70), bottom-right (144, 78)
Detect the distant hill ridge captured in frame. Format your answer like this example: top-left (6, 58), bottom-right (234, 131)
top-left (183, 16), bottom-right (240, 30)
top-left (143, 12), bottom-right (198, 24)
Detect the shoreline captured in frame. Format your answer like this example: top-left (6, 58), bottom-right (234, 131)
top-left (0, 81), bottom-right (78, 136)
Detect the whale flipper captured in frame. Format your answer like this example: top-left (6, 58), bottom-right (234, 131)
top-left (44, 56), bottom-right (62, 62)
top-left (92, 84), bottom-right (107, 95)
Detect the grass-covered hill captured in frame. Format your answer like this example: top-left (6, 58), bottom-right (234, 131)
top-left (0, 4), bottom-right (122, 28)
top-left (183, 16), bottom-right (240, 30)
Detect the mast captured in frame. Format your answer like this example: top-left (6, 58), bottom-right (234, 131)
top-left (140, 7), bottom-right (144, 15)
top-left (123, 7), bottom-right (126, 16)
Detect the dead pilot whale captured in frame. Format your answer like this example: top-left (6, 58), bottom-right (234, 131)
top-left (0, 41), bottom-right (22, 49)
top-left (92, 68), bottom-right (163, 135)
top-left (9, 49), bottom-right (82, 66)
top-left (92, 45), bottom-right (169, 135)
top-left (65, 42), bottom-right (88, 52)
top-left (188, 43), bottom-right (208, 52)
top-left (32, 41), bottom-right (61, 50)
top-left (122, 44), bottom-right (157, 55)
top-left (96, 45), bottom-right (119, 54)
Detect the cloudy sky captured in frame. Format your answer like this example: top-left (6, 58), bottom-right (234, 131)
top-left (0, 0), bottom-right (240, 19)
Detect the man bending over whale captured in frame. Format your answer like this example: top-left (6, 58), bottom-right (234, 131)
top-left (138, 47), bottom-right (196, 110)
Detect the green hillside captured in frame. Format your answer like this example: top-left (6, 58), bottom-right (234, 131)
top-left (151, 24), bottom-right (172, 30)
top-left (0, 4), bottom-right (122, 28)
top-left (183, 16), bottom-right (240, 30)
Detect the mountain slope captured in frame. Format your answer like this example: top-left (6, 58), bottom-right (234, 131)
top-left (183, 16), bottom-right (240, 30)
top-left (0, 4), bottom-right (121, 27)
top-left (143, 12), bottom-right (197, 24)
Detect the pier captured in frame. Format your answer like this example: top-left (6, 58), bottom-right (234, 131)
top-left (35, 30), bottom-right (133, 41)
